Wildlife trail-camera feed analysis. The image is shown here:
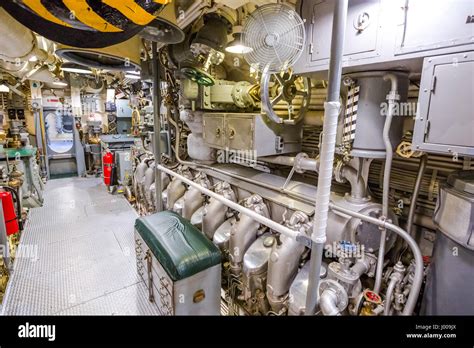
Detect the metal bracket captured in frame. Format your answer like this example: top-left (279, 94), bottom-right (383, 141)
top-left (296, 233), bottom-right (313, 248)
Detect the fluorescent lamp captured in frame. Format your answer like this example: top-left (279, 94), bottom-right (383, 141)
top-left (125, 73), bottom-right (141, 80)
top-left (0, 84), bottom-right (9, 92)
top-left (61, 62), bottom-right (93, 74)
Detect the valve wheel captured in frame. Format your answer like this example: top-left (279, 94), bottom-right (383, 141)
top-left (261, 68), bottom-right (311, 125)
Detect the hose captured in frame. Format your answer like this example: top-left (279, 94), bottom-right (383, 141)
top-left (374, 73), bottom-right (399, 294)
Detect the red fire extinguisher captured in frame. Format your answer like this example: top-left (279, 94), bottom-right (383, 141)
top-left (103, 151), bottom-right (114, 186)
top-left (0, 190), bottom-right (19, 236)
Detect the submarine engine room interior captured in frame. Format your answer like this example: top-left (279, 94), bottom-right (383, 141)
top-left (0, 0), bottom-right (472, 320)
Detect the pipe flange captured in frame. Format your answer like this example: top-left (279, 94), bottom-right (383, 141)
top-left (319, 279), bottom-right (349, 312)
top-left (294, 153), bottom-right (309, 174)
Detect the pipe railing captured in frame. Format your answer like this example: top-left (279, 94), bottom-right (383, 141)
top-left (157, 164), bottom-right (303, 242)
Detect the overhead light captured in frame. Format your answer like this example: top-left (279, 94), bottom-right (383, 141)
top-left (225, 32), bottom-right (253, 54)
top-left (61, 62), bottom-right (93, 74)
top-left (29, 55), bottom-right (38, 62)
top-left (124, 73), bottom-right (141, 80)
top-left (126, 70), bottom-right (140, 75)
top-left (53, 80), bottom-right (68, 87)
top-left (0, 84), bottom-right (9, 93)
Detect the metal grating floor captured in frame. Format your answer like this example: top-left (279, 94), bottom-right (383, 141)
top-left (1, 177), bottom-right (159, 315)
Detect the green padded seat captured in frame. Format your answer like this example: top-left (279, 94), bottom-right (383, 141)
top-left (135, 211), bottom-right (221, 281)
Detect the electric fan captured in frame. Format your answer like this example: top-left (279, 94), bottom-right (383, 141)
top-left (242, 4), bottom-right (310, 124)
top-left (242, 3), bottom-right (306, 73)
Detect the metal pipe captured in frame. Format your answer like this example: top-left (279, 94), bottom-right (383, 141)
top-left (341, 165), bottom-right (367, 200)
top-left (319, 289), bottom-right (342, 316)
top-left (305, 0), bottom-right (348, 316)
top-left (267, 233), bottom-right (306, 312)
top-left (407, 154), bottom-right (428, 237)
top-left (258, 156), bottom-right (295, 167)
top-left (157, 164), bottom-right (301, 241)
top-left (329, 202), bottom-right (423, 315)
top-left (152, 41), bottom-right (163, 212)
top-left (258, 154), bottom-right (319, 173)
top-left (374, 73), bottom-right (399, 294)
top-left (384, 276), bottom-right (398, 316)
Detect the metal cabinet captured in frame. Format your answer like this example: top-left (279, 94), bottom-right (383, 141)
top-left (412, 52), bottom-right (474, 156)
top-left (203, 114), bottom-right (225, 148)
top-left (226, 115), bottom-right (254, 151)
top-left (294, 0), bottom-right (474, 75)
top-left (202, 113), bottom-right (302, 157)
top-left (309, 0), bottom-right (381, 63)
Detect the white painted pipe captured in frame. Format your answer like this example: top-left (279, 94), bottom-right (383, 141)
top-left (157, 164), bottom-right (302, 242)
top-left (305, 0), bottom-right (349, 315)
top-left (374, 73), bottom-right (400, 294)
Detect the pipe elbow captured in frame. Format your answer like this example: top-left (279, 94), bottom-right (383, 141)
top-left (383, 73), bottom-right (398, 93)
top-left (340, 165), bottom-right (367, 200)
top-left (320, 290), bottom-right (342, 316)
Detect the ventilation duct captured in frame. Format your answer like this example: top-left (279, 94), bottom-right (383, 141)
top-left (55, 36), bottom-right (142, 71)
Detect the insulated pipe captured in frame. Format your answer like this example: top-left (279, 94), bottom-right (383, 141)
top-left (374, 73), bottom-right (399, 294)
top-left (0, 8), bottom-right (37, 62)
top-left (157, 164), bottom-right (302, 242)
top-left (152, 41), bottom-right (163, 212)
top-left (407, 154), bottom-right (428, 237)
top-left (305, 0), bottom-right (348, 316)
top-left (329, 202), bottom-right (423, 316)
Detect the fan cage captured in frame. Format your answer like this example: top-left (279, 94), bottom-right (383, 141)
top-left (242, 3), bottom-right (306, 73)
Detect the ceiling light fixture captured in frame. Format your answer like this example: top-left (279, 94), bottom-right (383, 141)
top-left (225, 32), bottom-right (253, 55)
top-left (124, 73), bottom-right (141, 80)
top-left (61, 62), bottom-right (93, 74)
